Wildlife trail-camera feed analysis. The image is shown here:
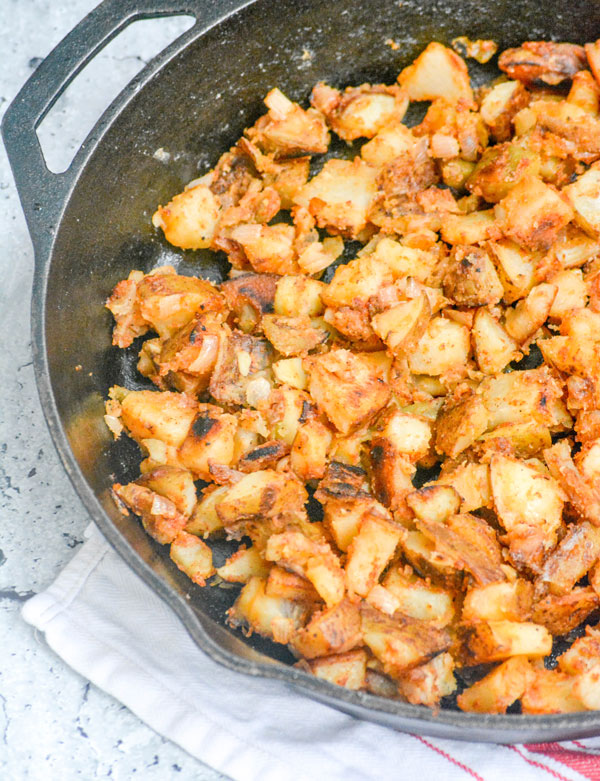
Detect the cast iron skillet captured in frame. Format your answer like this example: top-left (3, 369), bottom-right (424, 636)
top-left (5, 0), bottom-right (600, 743)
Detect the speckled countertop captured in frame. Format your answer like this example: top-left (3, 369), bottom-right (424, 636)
top-left (0, 2), bottom-right (225, 778)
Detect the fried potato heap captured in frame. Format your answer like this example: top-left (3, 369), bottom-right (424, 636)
top-left (106, 38), bottom-right (600, 714)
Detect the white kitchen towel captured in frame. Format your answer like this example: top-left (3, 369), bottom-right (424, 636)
top-left (22, 524), bottom-right (600, 781)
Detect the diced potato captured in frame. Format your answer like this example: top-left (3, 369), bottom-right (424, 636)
top-left (322, 497), bottom-right (375, 552)
top-left (228, 576), bottom-right (309, 643)
top-left (361, 604), bottom-right (451, 678)
top-left (407, 317), bottom-right (470, 377)
top-left (499, 41), bottom-right (587, 86)
top-left (435, 393), bottom-right (488, 459)
top-left (178, 408), bottom-right (238, 480)
top-left (272, 357), bottom-right (308, 390)
top-left (153, 184), bottom-right (220, 250)
top-left (216, 470), bottom-right (307, 527)
top-left (494, 175), bottom-right (574, 251)
top-left (371, 238), bottom-right (438, 283)
top-left (170, 530), bottom-right (215, 585)
top-left (290, 599), bottom-right (361, 659)
top-left (545, 440), bottom-right (600, 525)
top-left (262, 314), bottom-right (328, 356)
top-left (467, 143), bottom-right (540, 203)
top-left (462, 580), bottom-right (533, 623)
top-left (265, 531), bottom-right (346, 607)
top-left (565, 166), bottom-right (600, 237)
top-left (558, 628), bottom-right (600, 674)
top-left (440, 210), bottom-right (498, 245)
top-left (185, 485), bottom-right (227, 537)
top-left (457, 656), bottom-right (533, 713)
top-left (265, 566), bottom-right (321, 603)
top-left (532, 587), bottom-right (600, 635)
top-left (361, 123), bottom-right (417, 167)
top-left (274, 276), bottom-right (325, 317)
top-left (573, 665), bottom-right (600, 710)
top-left (400, 529), bottom-right (463, 588)
top-left (568, 70), bottom-right (600, 115)
top-left (398, 42), bottom-right (473, 104)
top-left (459, 620), bottom-right (552, 665)
top-left (291, 419), bottom-right (333, 481)
top-left (322, 254), bottom-right (391, 309)
top-left (399, 652), bottom-right (456, 706)
top-left (306, 349), bottom-right (390, 434)
top-left (537, 521), bottom-right (600, 596)
top-left (522, 669), bottom-right (585, 714)
top-left (119, 389), bottom-right (197, 448)
top-left (477, 421), bottom-right (552, 460)
top-left (472, 308), bottom-right (521, 374)
top-left (548, 270), bottom-right (587, 320)
top-left (406, 485), bottom-right (461, 524)
top-left (307, 649), bottom-right (368, 690)
top-left (229, 223), bottom-right (298, 275)
top-left (382, 567), bottom-right (455, 627)
top-left (504, 283), bottom-right (557, 344)
top-left (480, 80), bottom-right (530, 141)
top-left (371, 294), bottom-right (431, 354)
top-left (265, 386), bottom-right (313, 446)
top-left (434, 461), bottom-right (492, 512)
top-left (488, 239), bottom-right (537, 303)
top-left (490, 454), bottom-right (564, 571)
top-left (217, 546), bottom-right (270, 583)
top-left (136, 465), bottom-right (196, 517)
top-left (346, 513), bottom-right (402, 597)
top-left (209, 330), bottom-right (274, 407)
top-left (443, 245), bottom-right (503, 306)
top-left (294, 157), bottom-right (378, 239)
top-left (113, 482), bottom-right (187, 545)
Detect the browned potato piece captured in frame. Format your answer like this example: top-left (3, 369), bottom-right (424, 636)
top-left (407, 317), bottom-right (471, 377)
top-left (435, 392), bottom-right (488, 459)
top-left (361, 604), bottom-right (451, 678)
top-left (185, 484), bottom-right (227, 537)
top-left (156, 313), bottom-right (221, 391)
top-left (459, 620), bottom-right (552, 665)
top-left (152, 184), bottom-right (220, 250)
top-left (262, 314), bottom-right (328, 357)
top-left (498, 41), bottom-right (587, 86)
top-left (398, 653), bottom-right (456, 706)
top-left (477, 422), bottom-right (552, 460)
top-left (209, 330), bottom-right (273, 407)
top-left (564, 165), bottom-right (600, 237)
top-left (221, 273), bottom-right (278, 333)
top-left (216, 470), bottom-right (307, 529)
top-left (118, 389), bottom-right (198, 448)
top-left (504, 283), bottom-right (557, 344)
top-left (494, 175), bottom-right (574, 252)
top-left (228, 223), bottom-right (298, 275)
top-left (290, 599), bottom-right (361, 659)
top-left (217, 546), bottom-right (270, 583)
top-left (291, 419), bottom-right (332, 482)
top-left (398, 42), bottom-right (474, 104)
top-left (170, 531), bottom-right (215, 585)
top-left (490, 454), bottom-right (564, 572)
top-left (521, 669), bottom-right (585, 714)
top-left (433, 461), bottom-right (492, 512)
top-left (178, 407), bottom-right (238, 480)
top-left (265, 566), bottom-right (321, 603)
top-left (472, 309), bottom-right (521, 374)
top-left (488, 239), bottom-right (537, 303)
top-left (544, 440), bottom-right (600, 525)
top-left (466, 143), bottom-right (540, 203)
top-left (361, 122), bottom-right (417, 167)
top-left (321, 497), bottom-right (377, 552)
top-left (480, 80), bottom-right (531, 142)
top-left (228, 576), bottom-right (310, 644)
top-left (136, 465), bottom-right (196, 517)
top-left (457, 657), bottom-right (533, 713)
top-left (113, 482), bottom-right (188, 545)
top-left (345, 513), bottom-right (402, 597)
top-left (274, 276), bottom-right (326, 317)
top-left (441, 210), bottom-right (499, 245)
top-left (532, 587), bottom-right (600, 635)
top-left (443, 245), bottom-right (503, 306)
top-left (106, 270), bottom-right (149, 348)
top-left (370, 294), bottom-right (431, 354)
top-left (462, 580), bottom-right (534, 623)
top-left (537, 521), bottom-right (600, 596)
top-left (265, 531), bottom-right (346, 607)
top-left (306, 349), bottom-right (390, 435)
top-left (558, 627), bottom-right (600, 673)
top-left (381, 567), bottom-right (455, 627)
top-left (400, 529), bottom-right (463, 588)
top-left (406, 485), bottom-right (462, 524)
top-left (306, 649), bottom-right (368, 690)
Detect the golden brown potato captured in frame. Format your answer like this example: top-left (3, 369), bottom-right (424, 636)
top-left (462, 580), bottom-right (533, 623)
top-left (170, 531), bottom-right (215, 585)
top-left (345, 512), bottom-right (402, 597)
top-left (381, 567), bottom-right (455, 627)
top-left (443, 245), bottom-right (504, 306)
top-left (290, 419), bottom-right (332, 482)
top-left (209, 330), bottom-right (274, 407)
top-left (228, 576), bottom-right (310, 643)
top-left (435, 392), bottom-right (488, 459)
top-left (118, 389), bottom-right (198, 448)
top-left (472, 308), bottom-right (521, 374)
top-left (545, 440), bottom-right (600, 525)
top-left (153, 184), bottom-right (220, 250)
top-left (290, 599), bottom-right (361, 659)
top-left (306, 649), bottom-right (368, 690)
top-left (406, 485), bottom-right (462, 524)
top-left (370, 294), bottom-right (431, 355)
top-left (221, 273), bottom-right (278, 333)
top-left (407, 317), bottom-right (471, 377)
top-left (216, 470), bottom-right (307, 531)
top-left (459, 620), bottom-right (552, 665)
top-left (398, 42), bottom-right (474, 104)
top-left (457, 656), bottom-right (533, 713)
top-left (262, 314), bottom-right (328, 357)
top-left (178, 406), bottom-right (238, 480)
top-left (217, 545), bottom-right (270, 583)
top-left (136, 465), bottom-right (196, 517)
top-left (498, 41), bottom-right (587, 86)
top-left (398, 652), bottom-right (457, 706)
top-left (521, 668), bottom-right (585, 714)
top-left (532, 587), bottom-right (600, 635)
top-left (480, 80), bottom-right (531, 142)
top-left (113, 482), bottom-right (187, 545)
top-left (504, 282), bottom-right (557, 344)
top-left (537, 521), bottom-right (600, 596)
top-left (558, 627), bottom-right (600, 674)
top-left (564, 165), bottom-right (600, 237)
top-left (265, 566), bottom-right (321, 603)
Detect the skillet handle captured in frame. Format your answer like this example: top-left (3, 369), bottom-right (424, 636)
top-left (1, 0), bottom-right (198, 257)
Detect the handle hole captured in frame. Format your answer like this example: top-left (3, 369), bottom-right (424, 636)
top-left (36, 15), bottom-right (195, 174)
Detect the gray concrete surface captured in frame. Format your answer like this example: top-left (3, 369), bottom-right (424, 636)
top-left (0, 2), bottom-right (226, 778)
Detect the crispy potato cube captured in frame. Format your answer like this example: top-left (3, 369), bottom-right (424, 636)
top-left (494, 175), bottom-right (574, 251)
top-left (382, 567), bottom-right (455, 627)
top-left (466, 142), bottom-right (540, 203)
top-left (498, 41), bottom-right (586, 86)
top-left (490, 454), bottom-right (563, 571)
top-left (265, 386), bottom-right (313, 446)
top-left (322, 497), bottom-right (376, 552)
top-left (545, 440), bottom-right (600, 525)
top-left (136, 465), bottom-right (197, 518)
top-left (532, 587), bottom-right (600, 635)
top-left (306, 349), bottom-right (390, 434)
top-left (443, 245), bottom-right (503, 306)
top-left (477, 421), bottom-right (552, 460)
top-left (209, 330), bottom-right (273, 407)
top-left (558, 628), bottom-right (600, 674)
top-left (522, 669), bottom-right (585, 714)
top-left (472, 308), bottom-right (521, 374)
top-left (399, 652), bottom-right (456, 706)
top-left (322, 254), bottom-right (391, 309)
top-left (274, 276), bottom-right (325, 317)
top-left (462, 580), bottom-right (533, 623)
top-left (119, 389), bottom-right (197, 448)
top-left (488, 239), bottom-right (537, 303)
top-left (265, 531), bottom-right (345, 607)
top-left (368, 443), bottom-right (415, 515)
top-left (291, 419), bottom-right (333, 482)
top-left (435, 392), bottom-right (488, 459)
top-left (564, 165), bottom-right (600, 237)
top-left (371, 238), bottom-right (438, 283)
top-left (459, 620), bottom-right (552, 665)
top-left (380, 410), bottom-right (432, 462)
top-left (265, 566), bottom-right (321, 603)
top-left (548, 270), bottom-right (586, 320)
top-left (228, 576), bottom-right (309, 643)
top-left (400, 529), bottom-right (463, 588)
top-left (398, 42), bottom-right (473, 104)
top-left (113, 482), bottom-right (187, 545)
top-left (272, 357), bottom-right (308, 390)
top-left (290, 599), bottom-right (361, 659)
top-left (434, 461), bottom-right (492, 512)
top-left (361, 123), bottom-right (417, 167)
top-left (371, 294), bottom-right (431, 354)
top-left (229, 223), bottom-right (298, 275)
top-left (152, 184), bottom-right (219, 250)
top-left (170, 531), bottom-right (215, 586)
top-left (458, 656), bottom-right (533, 713)
top-left (573, 665), bottom-right (600, 710)
top-left (178, 407), bottom-right (238, 480)
top-left (406, 485), bottom-right (461, 524)
top-left (221, 273), bottom-right (278, 333)
top-left (361, 604), bottom-right (451, 678)
top-left (480, 80), bottom-right (530, 141)
top-left (185, 485), bottom-right (227, 537)
top-left (440, 210), bottom-right (498, 245)
top-left (216, 470), bottom-right (307, 527)
top-left (407, 317), bottom-right (470, 377)
top-left (294, 158), bottom-right (378, 239)
top-left (537, 522), bottom-right (600, 596)
top-left (217, 546), bottom-right (270, 583)
top-left (345, 513), bottom-right (402, 597)
top-left (306, 649), bottom-right (368, 690)
top-left (504, 283), bottom-right (557, 344)
top-left (262, 314), bottom-right (328, 357)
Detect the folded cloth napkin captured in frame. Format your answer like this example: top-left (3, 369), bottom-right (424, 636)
top-left (22, 525), bottom-right (600, 781)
